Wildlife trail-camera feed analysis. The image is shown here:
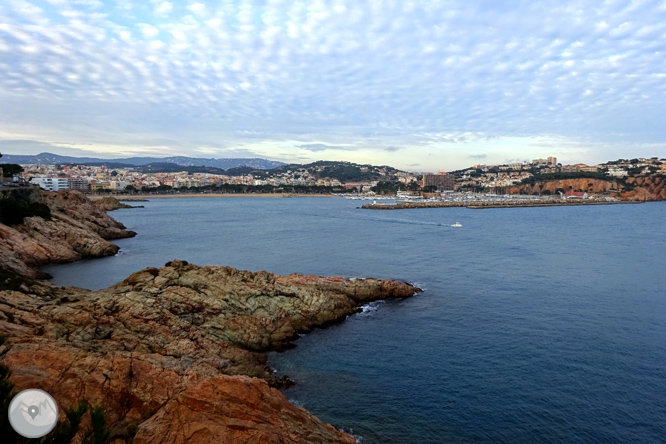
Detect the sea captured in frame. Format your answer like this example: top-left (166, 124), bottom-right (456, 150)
top-left (42, 197), bottom-right (666, 444)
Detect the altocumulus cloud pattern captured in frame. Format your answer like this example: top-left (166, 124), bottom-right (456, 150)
top-left (1, 0), bottom-right (665, 167)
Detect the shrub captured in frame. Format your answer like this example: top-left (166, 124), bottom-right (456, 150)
top-left (0, 198), bottom-right (52, 226)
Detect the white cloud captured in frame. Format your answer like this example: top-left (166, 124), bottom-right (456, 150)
top-left (187, 2), bottom-right (206, 16)
top-left (137, 23), bottom-right (159, 39)
top-left (155, 2), bottom-right (172, 15)
top-left (0, 0), bottom-right (664, 169)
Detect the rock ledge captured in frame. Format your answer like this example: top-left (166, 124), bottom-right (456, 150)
top-left (1, 260), bottom-right (421, 444)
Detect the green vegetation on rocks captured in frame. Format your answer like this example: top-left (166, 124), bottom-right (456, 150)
top-left (520, 171), bottom-right (612, 184)
top-left (0, 197), bottom-right (51, 226)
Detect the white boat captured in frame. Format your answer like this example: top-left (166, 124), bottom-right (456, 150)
top-left (451, 222), bottom-right (462, 227)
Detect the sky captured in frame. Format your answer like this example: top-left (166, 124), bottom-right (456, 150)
top-left (1, 0), bottom-right (666, 171)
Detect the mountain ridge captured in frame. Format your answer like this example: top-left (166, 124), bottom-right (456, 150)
top-left (0, 152), bottom-right (285, 170)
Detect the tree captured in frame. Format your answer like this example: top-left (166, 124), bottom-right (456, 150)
top-left (407, 181), bottom-right (421, 191)
top-left (0, 164), bottom-right (23, 176)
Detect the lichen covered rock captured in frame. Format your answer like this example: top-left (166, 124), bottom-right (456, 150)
top-left (0, 261), bottom-right (420, 443)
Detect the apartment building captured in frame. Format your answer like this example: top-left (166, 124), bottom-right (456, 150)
top-left (31, 176), bottom-right (69, 191)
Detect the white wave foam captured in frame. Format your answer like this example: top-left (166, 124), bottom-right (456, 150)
top-left (288, 399), bottom-right (305, 408)
top-left (409, 281), bottom-right (427, 291)
top-left (358, 301), bottom-right (385, 316)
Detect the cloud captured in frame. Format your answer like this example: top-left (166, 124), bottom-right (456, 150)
top-left (468, 153), bottom-right (487, 160)
top-left (0, 139), bottom-right (108, 157)
top-left (296, 143), bottom-right (357, 152)
top-left (0, 0), bottom-right (664, 170)
top-left (155, 2), bottom-right (172, 15)
top-left (187, 2), bottom-right (206, 16)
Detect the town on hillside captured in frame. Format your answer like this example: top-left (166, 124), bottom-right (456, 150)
top-left (1, 154), bottom-right (665, 201)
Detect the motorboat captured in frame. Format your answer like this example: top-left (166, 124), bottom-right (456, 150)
top-left (451, 222), bottom-right (462, 227)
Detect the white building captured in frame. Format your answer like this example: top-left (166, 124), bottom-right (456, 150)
top-left (110, 180), bottom-right (130, 190)
top-left (607, 167), bottom-right (628, 178)
top-left (31, 176), bottom-right (69, 191)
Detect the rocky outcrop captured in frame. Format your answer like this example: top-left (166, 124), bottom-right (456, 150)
top-left (0, 260), bottom-right (420, 443)
top-left (132, 376), bottom-right (358, 444)
top-left (93, 196), bottom-right (143, 211)
top-left (614, 176), bottom-right (666, 201)
top-left (507, 176), bottom-right (666, 201)
top-left (506, 178), bottom-right (620, 196)
top-left (0, 189), bottom-right (135, 278)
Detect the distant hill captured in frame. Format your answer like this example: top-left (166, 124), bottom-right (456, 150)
top-left (220, 160), bottom-right (407, 182)
top-left (136, 163), bottom-right (227, 175)
top-left (0, 152), bottom-right (285, 170)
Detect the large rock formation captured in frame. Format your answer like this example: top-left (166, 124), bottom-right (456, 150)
top-left (506, 178), bottom-right (620, 196)
top-left (1, 261), bottom-right (420, 443)
top-left (0, 189), bottom-right (135, 278)
top-left (506, 176), bottom-right (666, 201)
top-left (614, 176), bottom-right (666, 201)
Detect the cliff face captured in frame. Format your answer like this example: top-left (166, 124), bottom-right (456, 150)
top-left (0, 189), bottom-right (135, 278)
top-left (615, 176), bottom-right (666, 201)
top-left (1, 260), bottom-right (420, 443)
top-left (507, 178), bottom-right (619, 195)
top-left (507, 176), bottom-right (666, 201)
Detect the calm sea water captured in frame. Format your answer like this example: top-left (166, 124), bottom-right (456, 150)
top-left (43, 198), bottom-right (666, 444)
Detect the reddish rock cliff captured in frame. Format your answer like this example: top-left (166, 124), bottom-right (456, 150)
top-left (1, 261), bottom-right (420, 443)
top-left (0, 189), bottom-right (135, 278)
top-left (506, 178), bottom-right (620, 196)
top-left (507, 176), bottom-right (666, 201)
top-left (614, 176), bottom-right (666, 201)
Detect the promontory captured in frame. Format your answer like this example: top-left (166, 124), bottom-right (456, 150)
top-left (0, 187), bottom-right (421, 444)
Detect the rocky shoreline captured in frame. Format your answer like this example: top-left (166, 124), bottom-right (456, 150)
top-left (0, 188), bottom-right (136, 279)
top-left (92, 196), bottom-right (145, 211)
top-left (0, 189), bottom-right (421, 443)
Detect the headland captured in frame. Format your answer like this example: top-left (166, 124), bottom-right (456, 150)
top-left (0, 188), bottom-right (420, 443)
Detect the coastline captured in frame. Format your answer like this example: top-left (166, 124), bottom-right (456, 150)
top-left (1, 189), bottom-right (419, 444)
top-left (92, 192), bottom-right (334, 200)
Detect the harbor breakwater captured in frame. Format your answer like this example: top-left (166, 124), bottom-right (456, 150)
top-left (362, 200), bottom-right (644, 210)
